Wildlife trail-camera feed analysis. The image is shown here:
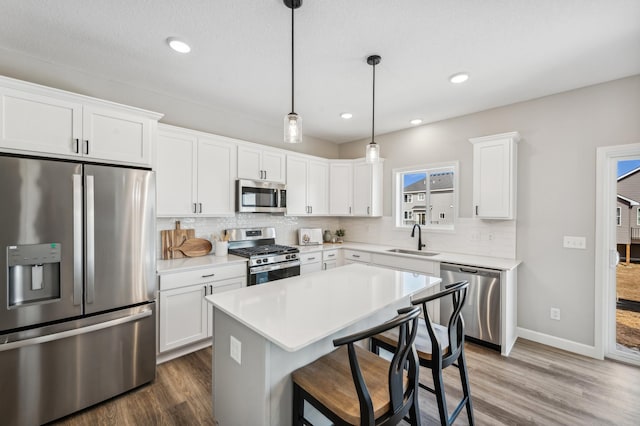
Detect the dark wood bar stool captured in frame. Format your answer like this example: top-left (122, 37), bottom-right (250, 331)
top-left (371, 281), bottom-right (473, 426)
top-left (292, 307), bottom-right (422, 425)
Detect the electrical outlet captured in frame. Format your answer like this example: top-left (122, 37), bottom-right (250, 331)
top-left (563, 236), bottom-right (586, 249)
top-left (230, 335), bottom-right (241, 365)
top-left (550, 307), bottom-right (561, 321)
top-left (470, 231), bottom-right (480, 242)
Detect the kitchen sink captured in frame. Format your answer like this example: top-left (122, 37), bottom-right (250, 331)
top-left (386, 248), bottom-right (439, 257)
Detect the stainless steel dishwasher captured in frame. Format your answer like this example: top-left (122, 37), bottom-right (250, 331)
top-left (439, 263), bottom-right (501, 350)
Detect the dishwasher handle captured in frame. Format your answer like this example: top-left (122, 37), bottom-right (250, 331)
top-left (459, 267), bottom-right (479, 274)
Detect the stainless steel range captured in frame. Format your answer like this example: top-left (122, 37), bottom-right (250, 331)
top-left (226, 228), bottom-right (300, 285)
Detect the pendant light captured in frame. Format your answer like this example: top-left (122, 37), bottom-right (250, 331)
top-left (365, 55), bottom-right (381, 162)
top-left (284, 0), bottom-right (302, 144)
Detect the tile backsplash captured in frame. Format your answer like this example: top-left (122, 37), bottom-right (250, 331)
top-left (156, 214), bottom-right (340, 258)
top-left (338, 216), bottom-right (516, 259)
top-left (156, 214), bottom-right (515, 260)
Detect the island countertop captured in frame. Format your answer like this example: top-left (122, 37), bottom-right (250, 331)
top-left (205, 263), bottom-right (441, 352)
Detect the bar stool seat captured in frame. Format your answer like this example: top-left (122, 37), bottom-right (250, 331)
top-left (372, 322), bottom-right (449, 361)
top-left (292, 345), bottom-right (408, 424)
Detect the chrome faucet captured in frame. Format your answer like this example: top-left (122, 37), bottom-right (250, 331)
top-left (411, 224), bottom-right (426, 251)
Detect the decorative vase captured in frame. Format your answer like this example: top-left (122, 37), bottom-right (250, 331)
top-left (323, 230), bottom-right (332, 243)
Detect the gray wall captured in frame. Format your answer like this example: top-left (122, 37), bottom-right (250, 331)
top-left (340, 75), bottom-right (640, 347)
top-left (0, 48), bottom-right (340, 159)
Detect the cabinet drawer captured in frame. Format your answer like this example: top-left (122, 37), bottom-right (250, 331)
top-left (300, 252), bottom-right (322, 264)
top-left (370, 253), bottom-right (436, 275)
top-left (343, 250), bottom-right (371, 263)
top-left (322, 249), bottom-right (338, 261)
top-left (159, 263), bottom-right (246, 290)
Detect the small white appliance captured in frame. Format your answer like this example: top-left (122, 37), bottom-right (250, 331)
top-left (298, 228), bottom-right (323, 246)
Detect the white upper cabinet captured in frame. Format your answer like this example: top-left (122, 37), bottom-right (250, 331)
top-left (0, 77), bottom-right (161, 166)
top-left (238, 145), bottom-right (285, 183)
top-left (81, 105), bottom-right (153, 165)
top-left (156, 125), bottom-right (237, 217)
top-left (156, 129), bottom-right (197, 216)
top-left (470, 131), bottom-right (520, 219)
top-left (329, 159), bottom-right (382, 217)
top-left (286, 155), bottom-right (328, 216)
top-left (352, 160), bottom-right (383, 217)
top-left (329, 161), bottom-right (353, 215)
top-left (0, 87), bottom-right (83, 156)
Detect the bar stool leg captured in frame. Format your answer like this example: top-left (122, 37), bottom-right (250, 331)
top-left (458, 348), bottom-right (475, 425)
top-left (431, 361), bottom-right (449, 426)
top-left (292, 383), bottom-right (304, 426)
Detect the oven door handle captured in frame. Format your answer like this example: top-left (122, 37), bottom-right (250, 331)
top-left (250, 260), bottom-right (301, 274)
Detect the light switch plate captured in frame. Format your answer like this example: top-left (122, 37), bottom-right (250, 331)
top-left (230, 335), bottom-right (241, 365)
top-left (563, 236), bottom-right (586, 249)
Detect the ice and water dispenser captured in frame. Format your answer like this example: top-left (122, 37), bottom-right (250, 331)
top-left (7, 243), bottom-right (61, 307)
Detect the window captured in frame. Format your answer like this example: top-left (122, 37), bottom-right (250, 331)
top-left (617, 207), bottom-right (622, 226)
top-left (393, 162), bottom-right (458, 230)
top-left (636, 208), bottom-right (640, 226)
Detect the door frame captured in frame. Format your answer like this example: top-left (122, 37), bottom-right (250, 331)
top-left (595, 143), bottom-right (640, 364)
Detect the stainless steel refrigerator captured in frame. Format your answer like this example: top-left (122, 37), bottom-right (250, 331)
top-left (0, 155), bottom-right (156, 426)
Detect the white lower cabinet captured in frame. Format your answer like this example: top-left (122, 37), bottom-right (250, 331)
top-left (343, 250), bottom-right (371, 265)
top-left (300, 251), bottom-right (323, 274)
top-left (158, 263), bottom-right (246, 354)
top-left (322, 249), bottom-right (340, 270)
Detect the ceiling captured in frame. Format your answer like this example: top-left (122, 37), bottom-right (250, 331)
top-left (1, 0), bottom-right (639, 144)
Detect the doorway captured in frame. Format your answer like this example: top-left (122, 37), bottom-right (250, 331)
top-left (596, 144), bottom-right (640, 365)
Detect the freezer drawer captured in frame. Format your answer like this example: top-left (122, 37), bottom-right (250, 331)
top-left (0, 303), bottom-right (156, 426)
top-left (440, 263), bottom-right (501, 348)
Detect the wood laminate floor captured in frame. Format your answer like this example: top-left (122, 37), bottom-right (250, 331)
top-left (51, 339), bottom-right (640, 426)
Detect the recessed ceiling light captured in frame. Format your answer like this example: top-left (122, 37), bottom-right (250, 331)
top-left (449, 72), bottom-right (469, 84)
top-left (167, 37), bottom-right (191, 54)
top-left (340, 112), bottom-right (353, 119)
top-left (410, 119), bottom-right (423, 125)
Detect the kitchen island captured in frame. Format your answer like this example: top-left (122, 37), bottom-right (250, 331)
top-left (205, 263), bottom-right (441, 426)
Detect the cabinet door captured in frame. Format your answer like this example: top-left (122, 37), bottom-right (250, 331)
top-left (353, 162), bottom-right (373, 216)
top-left (197, 136), bottom-right (237, 216)
top-left (207, 277), bottom-right (245, 336)
top-left (156, 131), bottom-right (197, 216)
top-left (0, 87), bottom-right (82, 156)
top-left (82, 105), bottom-right (152, 165)
top-left (307, 160), bottom-right (329, 215)
top-left (262, 150), bottom-right (286, 183)
top-left (472, 135), bottom-right (517, 219)
top-left (286, 155), bottom-right (309, 215)
top-left (329, 162), bottom-right (353, 215)
top-left (237, 145), bottom-right (263, 180)
top-left (159, 284), bottom-right (209, 353)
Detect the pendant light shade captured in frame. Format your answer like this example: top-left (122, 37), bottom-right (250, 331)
top-left (284, 0), bottom-right (302, 144)
top-left (366, 55), bottom-right (381, 163)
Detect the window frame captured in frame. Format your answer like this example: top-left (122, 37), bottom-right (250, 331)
top-left (617, 207), bottom-right (622, 226)
top-left (393, 161), bottom-right (459, 231)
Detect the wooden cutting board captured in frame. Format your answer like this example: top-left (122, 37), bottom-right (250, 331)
top-left (161, 221), bottom-right (195, 259)
top-left (169, 238), bottom-right (213, 258)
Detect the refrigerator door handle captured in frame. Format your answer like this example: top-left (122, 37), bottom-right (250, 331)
top-left (73, 174), bottom-right (83, 306)
top-left (86, 174), bottom-right (96, 304)
top-left (0, 309), bottom-right (152, 353)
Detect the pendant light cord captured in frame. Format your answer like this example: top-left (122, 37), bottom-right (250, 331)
top-left (371, 60), bottom-right (376, 144)
top-left (291, 4), bottom-right (295, 113)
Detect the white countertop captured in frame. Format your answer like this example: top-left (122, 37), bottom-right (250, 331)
top-left (156, 254), bottom-right (247, 275)
top-left (298, 242), bottom-right (521, 270)
top-left (205, 263), bottom-right (441, 352)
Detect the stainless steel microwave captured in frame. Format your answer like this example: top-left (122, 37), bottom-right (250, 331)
top-left (236, 179), bottom-right (287, 213)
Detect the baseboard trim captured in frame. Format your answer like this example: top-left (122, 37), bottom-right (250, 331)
top-left (516, 327), bottom-right (601, 359)
top-left (156, 339), bottom-right (212, 365)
